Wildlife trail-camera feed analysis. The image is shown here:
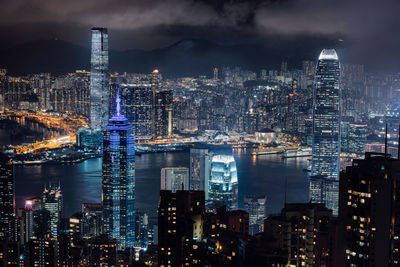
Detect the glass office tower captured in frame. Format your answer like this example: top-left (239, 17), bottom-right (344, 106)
top-left (311, 49), bottom-right (341, 214)
top-left (102, 90), bottom-right (135, 249)
top-left (90, 27), bottom-right (109, 129)
top-left (208, 155), bottom-right (238, 210)
top-left (42, 183), bottom-right (62, 238)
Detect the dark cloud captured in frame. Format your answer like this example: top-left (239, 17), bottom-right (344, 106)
top-left (0, 0), bottom-right (400, 70)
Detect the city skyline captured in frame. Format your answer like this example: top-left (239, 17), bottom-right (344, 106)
top-left (1, 10), bottom-right (400, 263)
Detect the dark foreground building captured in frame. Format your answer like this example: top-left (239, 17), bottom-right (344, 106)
top-left (0, 152), bottom-right (13, 240)
top-left (338, 152), bottom-right (400, 266)
top-left (264, 203), bottom-right (336, 266)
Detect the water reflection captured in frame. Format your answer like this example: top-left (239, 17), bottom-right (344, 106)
top-left (15, 151), bottom-right (309, 218)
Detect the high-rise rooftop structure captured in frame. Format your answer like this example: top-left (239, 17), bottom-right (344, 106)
top-left (160, 167), bottom-right (189, 192)
top-left (311, 49), bottom-right (341, 214)
top-left (102, 89), bottom-right (135, 249)
top-left (338, 152), bottom-right (400, 266)
top-left (89, 27), bottom-right (109, 129)
top-left (0, 152), bottom-right (14, 240)
top-left (208, 155), bottom-right (238, 210)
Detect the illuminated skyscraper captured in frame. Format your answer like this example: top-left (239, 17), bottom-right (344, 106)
top-left (42, 183), bottom-right (62, 238)
top-left (102, 90), bottom-right (135, 249)
top-left (90, 27), bottom-right (109, 129)
top-left (311, 49), bottom-right (341, 214)
top-left (0, 152), bottom-right (13, 240)
top-left (121, 83), bottom-right (153, 140)
top-left (160, 167), bottom-right (189, 192)
top-left (153, 89), bottom-right (173, 138)
top-left (208, 155), bottom-right (238, 210)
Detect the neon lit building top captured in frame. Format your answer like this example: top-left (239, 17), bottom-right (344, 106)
top-left (104, 88), bottom-right (131, 129)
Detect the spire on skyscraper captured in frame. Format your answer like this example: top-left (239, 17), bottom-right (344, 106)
top-left (108, 86), bottom-right (128, 123)
top-left (116, 87), bottom-right (121, 117)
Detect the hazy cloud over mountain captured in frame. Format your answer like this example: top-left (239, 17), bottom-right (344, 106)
top-left (1, 0), bottom-right (400, 70)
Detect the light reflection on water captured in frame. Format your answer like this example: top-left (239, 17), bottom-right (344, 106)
top-left (15, 151), bottom-right (309, 218)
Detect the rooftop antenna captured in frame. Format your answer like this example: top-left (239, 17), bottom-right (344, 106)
top-left (116, 87), bottom-right (121, 117)
top-left (385, 122), bottom-right (388, 156)
top-left (398, 124), bottom-right (400, 160)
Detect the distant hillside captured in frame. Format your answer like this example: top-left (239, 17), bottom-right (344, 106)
top-left (0, 38), bottom-right (339, 77)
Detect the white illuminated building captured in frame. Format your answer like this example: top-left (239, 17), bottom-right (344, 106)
top-left (208, 155), bottom-right (238, 210)
top-left (311, 48), bottom-right (341, 215)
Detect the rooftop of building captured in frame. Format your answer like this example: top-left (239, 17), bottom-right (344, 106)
top-left (319, 49), bottom-right (339, 60)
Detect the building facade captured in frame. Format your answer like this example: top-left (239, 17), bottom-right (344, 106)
top-left (189, 149), bottom-right (211, 192)
top-left (153, 89), bottom-right (173, 138)
top-left (160, 167), bottom-right (189, 192)
top-left (338, 152), bottom-right (400, 266)
top-left (311, 49), bottom-right (341, 214)
top-left (208, 155), bottom-right (238, 210)
top-left (158, 190), bottom-right (205, 267)
top-left (42, 184), bottom-right (62, 238)
top-left (0, 152), bottom-right (13, 240)
top-left (89, 27), bottom-right (109, 129)
top-left (264, 203), bottom-right (334, 267)
top-left (102, 91), bottom-right (135, 249)
top-left (121, 83), bottom-right (153, 140)
top-left (244, 195), bottom-right (266, 234)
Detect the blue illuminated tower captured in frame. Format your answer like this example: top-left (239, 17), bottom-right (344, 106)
top-left (90, 27), bottom-right (109, 129)
top-left (311, 49), bottom-right (341, 214)
top-left (102, 89), bottom-right (135, 249)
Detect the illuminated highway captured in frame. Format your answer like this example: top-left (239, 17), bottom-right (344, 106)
top-left (7, 111), bottom-right (88, 154)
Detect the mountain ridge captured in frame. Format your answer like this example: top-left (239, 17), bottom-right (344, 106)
top-left (0, 38), bottom-right (337, 77)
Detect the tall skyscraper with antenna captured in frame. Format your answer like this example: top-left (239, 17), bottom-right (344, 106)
top-left (90, 27), bottom-right (109, 129)
top-left (102, 89), bottom-right (135, 249)
top-left (310, 49), bottom-right (341, 214)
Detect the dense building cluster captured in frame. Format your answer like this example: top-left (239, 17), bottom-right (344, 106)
top-left (3, 26), bottom-right (400, 266)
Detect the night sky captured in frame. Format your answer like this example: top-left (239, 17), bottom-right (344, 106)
top-left (1, 0), bottom-right (400, 71)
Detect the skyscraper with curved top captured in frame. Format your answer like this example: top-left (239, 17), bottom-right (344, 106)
top-left (311, 49), bottom-right (341, 214)
top-left (208, 155), bottom-right (238, 210)
top-left (102, 89), bottom-right (135, 249)
top-left (90, 27), bottom-right (109, 129)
